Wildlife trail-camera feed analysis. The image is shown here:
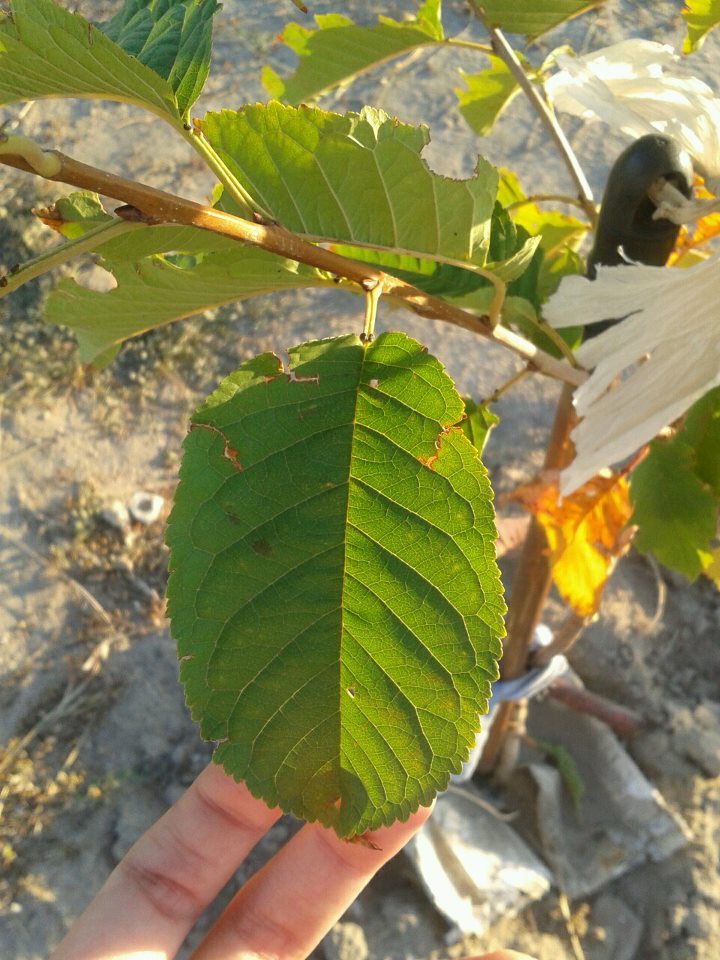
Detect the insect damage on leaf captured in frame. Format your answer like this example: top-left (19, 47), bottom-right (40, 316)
top-left (167, 332), bottom-right (505, 837)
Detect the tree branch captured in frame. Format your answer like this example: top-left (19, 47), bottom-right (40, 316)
top-left (0, 145), bottom-right (587, 387)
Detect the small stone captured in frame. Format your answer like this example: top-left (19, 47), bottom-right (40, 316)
top-left (99, 500), bottom-right (131, 532)
top-left (673, 703), bottom-right (720, 776)
top-left (322, 922), bottom-right (369, 960)
top-left (129, 491), bottom-right (165, 525)
top-left (585, 893), bottom-right (642, 960)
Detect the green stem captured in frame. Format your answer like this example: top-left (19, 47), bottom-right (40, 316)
top-left (362, 282), bottom-right (382, 341)
top-left (0, 220), bottom-right (138, 299)
top-left (182, 124), bottom-right (274, 222)
top-left (467, 264), bottom-right (506, 327)
top-left (520, 310), bottom-right (579, 367)
top-left (480, 367), bottom-right (529, 405)
top-left (444, 38), bottom-right (493, 55)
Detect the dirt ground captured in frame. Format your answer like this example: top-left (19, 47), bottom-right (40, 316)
top-left (1, 2), bottom-right (719, 959)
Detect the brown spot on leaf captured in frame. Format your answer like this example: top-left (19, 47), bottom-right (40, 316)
top-left (190, 423), bottom-right (243, 472)
top-left (252, 539), bottom-right (273, 557)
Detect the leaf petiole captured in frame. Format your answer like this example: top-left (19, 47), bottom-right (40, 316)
top-left (362, 280), bottom-right (382, 342)
top-left (184, 122), bottom-right (274, 222)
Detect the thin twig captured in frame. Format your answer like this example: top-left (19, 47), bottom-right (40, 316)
top-left (0, 527), bottom-right (113, 627)
top-left (0, 99), bottom-right (36, 134)
top-left (644, 553), bottom-right (667, 633)
top-left (444, 783), bottom-right (518, 821)
top-left (547, 679), bottom-right (642, 738)
top-left (480, 367), bottom-right (530, 405)
top-left (468, 6), bottom-right (597, 227)
top-left (0, 145), bottom-right (587, 388)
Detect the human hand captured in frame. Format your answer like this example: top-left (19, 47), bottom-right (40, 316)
top-left (50, 762), bottom-right (536, 960)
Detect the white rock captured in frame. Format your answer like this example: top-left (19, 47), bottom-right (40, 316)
top-left (129, 491), bottom-right (165, 525)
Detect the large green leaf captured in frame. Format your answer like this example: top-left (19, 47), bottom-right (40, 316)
top-left (630, 439), bottom-right (717, 581)
top-left (480, 0), bottom-right (604, 39)
top-left (204, 103), bottom-right (498, 264)
top-left (682, 0), bottom-right (720, 52)
top-left (262, 0), bottom-right (443, 104)
top-left (166, 331), bottom-right (505, 836)
top-left (0, 0), bottom-right (191, 124)
top-left (455, 56), bottom-right (523, 138)
top-left (98, 0), bottom-right (220, 118)
top-left (43, 224), bottom-right (326, 364)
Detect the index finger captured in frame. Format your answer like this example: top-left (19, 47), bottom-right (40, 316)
top-left (51, 762), bottom-right (282, 960)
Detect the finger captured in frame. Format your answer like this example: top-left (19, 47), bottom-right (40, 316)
top-left (51, 763), bottom-right (282, 960)
top-left (190, 803), bottom-right (434, 960)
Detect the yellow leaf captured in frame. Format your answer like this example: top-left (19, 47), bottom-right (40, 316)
top-left (668, 183), bottom-right (720, 265)
top-left (701, 545), bottom-right (720, 589)
top-left (510, 473), bottom-right (634, 617)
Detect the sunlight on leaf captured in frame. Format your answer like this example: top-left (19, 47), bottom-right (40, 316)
top-left (204, 103), bottom-right (498, 264)
top-left (455, 56), bottom-right (523, 138)
top-left (509, 472), bottom-right (634, 617)
top-left (481, 0), bottom-right (605, 40)
top-left (682, 0), bottom-right (720, 53)
top-left (43, 223), bottom-right (327, 364)
top-left (262, 0), bottom-right (443, 104)
top-left (99, 0), bottom-right (220, 119)
top-left (167, 332), bottom-right (505, 836)
top-left (701, 546), bottom-right (720, 589)
top-left (0, 0), bottom-right (190, 125)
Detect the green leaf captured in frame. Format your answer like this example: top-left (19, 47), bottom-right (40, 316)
top-left (455, 56), bottom-right (523, 138)
top-left (537, 244), bottom-right (584, 302)
top-left (43, 224), bottom-right (326, 364)
top-left (460, 398), bottom-right (499, 455)
top-left (681, 387), bottom-right (720, 494)
top-left (261, 0), bottom-right (443, 104)
top-left (167, 331), bottom-right (505, 836)
top-left (480, 0), bottom-right (605, 39)
top-left (204, 103), bottom-right (498, 264)
top-left (0, 0), bottom-right (184, 124)
top-left (532, 737), bottom-right (585, 811)
top-left (39, 192), bottom-right (115, 240)
top-left (682, 0), bottom-right (720, 52)
top-left (98, 0), bottom-right (220, 119)
top-left (630, 439), bottom-right (717, 581)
